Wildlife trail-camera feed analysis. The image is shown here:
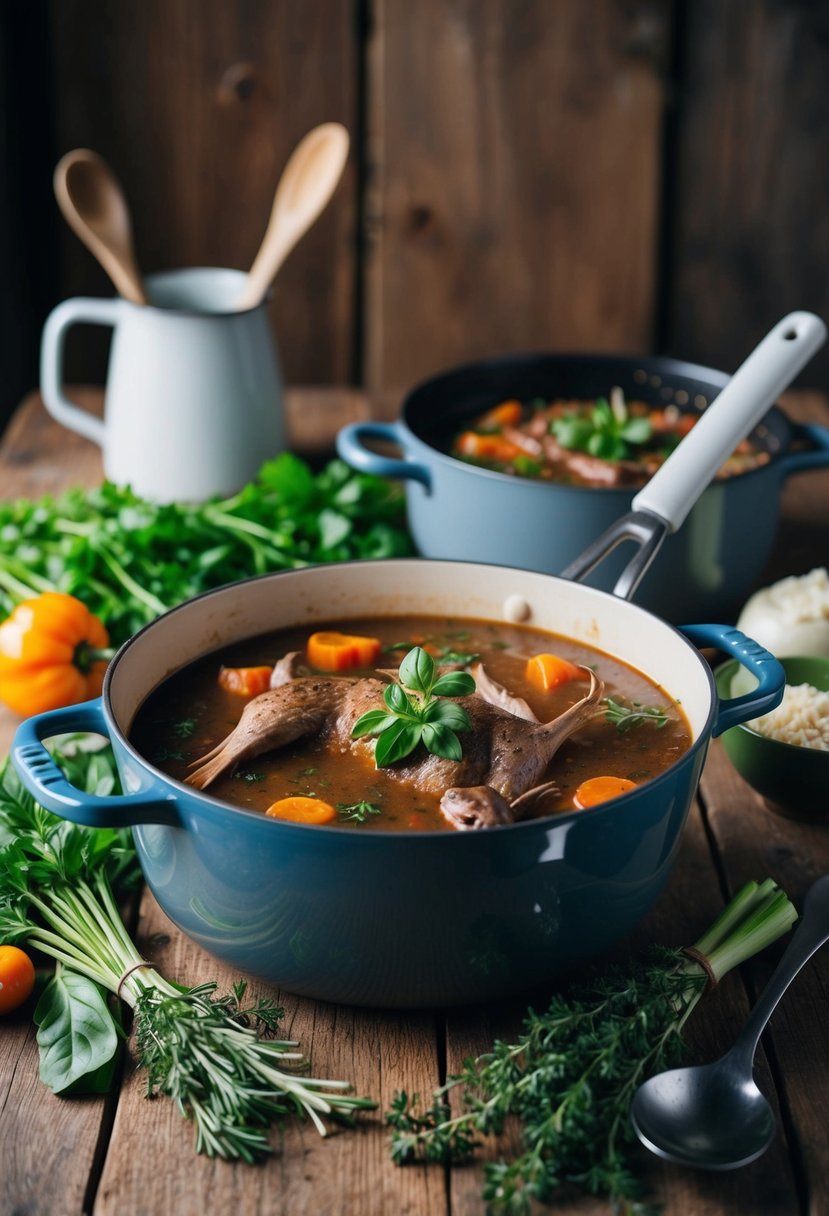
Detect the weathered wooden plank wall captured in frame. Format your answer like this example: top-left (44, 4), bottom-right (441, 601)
top-left (1, 0), bottom-right (826, 431)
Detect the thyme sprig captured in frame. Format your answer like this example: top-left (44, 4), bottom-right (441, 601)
top-left (604, 696), bottom-right (670, 732)
top-left (387, 878), bottom-right (797, 1213)
top-left (352, 646), bottom-right (475, 766)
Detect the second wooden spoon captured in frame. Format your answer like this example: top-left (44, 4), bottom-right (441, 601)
top-left (237, 122), bottom-right (350, 310)
top-left (54, 148), bottom-right (147, 306)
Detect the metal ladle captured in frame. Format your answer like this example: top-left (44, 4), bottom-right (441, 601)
top-left (630, 873), bottom-right (829, 1170)
top-left (54, 148), bottom-right (148, 305)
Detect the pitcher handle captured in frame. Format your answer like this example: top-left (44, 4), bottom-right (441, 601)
top-left (40, 296), bottom-right (124, 447)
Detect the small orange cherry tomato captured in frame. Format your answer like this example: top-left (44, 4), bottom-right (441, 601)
top-left (218, 665), bottom-right (273, 696)
top-left (306, 632), bottom-right (382, 672)
top-left (525, 653), bottom-right (582, 691)
top-left (574, 776), bottom-right (638, 809)
top-left (0, 945), bottom-right (36, 1014)
top-left (0, 592), bottom-right (112, 717)
top-left (265, 796), bottom-right (337, 824)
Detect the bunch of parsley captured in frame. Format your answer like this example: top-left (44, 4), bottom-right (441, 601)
top-left (0, 454), bottom-right (412, 645)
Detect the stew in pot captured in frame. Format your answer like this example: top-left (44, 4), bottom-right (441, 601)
top-left (450, 390), bottom-right (770, 487)
top-left (130, 615), bottom-right (692, 831)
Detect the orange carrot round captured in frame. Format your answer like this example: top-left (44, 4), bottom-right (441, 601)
top-left (573, 776), bottom-right (638, 809)
top-left (454, 432), bottom-right (524, 462)
top-left (218, 665), bottom-right (273, 696)
top-left (306, 631), bottom-right (382, 672)
top-left (525, 653), bottom-right (582, 691)
top-left (265, 796), bottom-right (337, 824)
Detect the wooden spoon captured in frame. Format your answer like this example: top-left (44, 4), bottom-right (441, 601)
top-left (54, 148), bottom-right (148, 305)
top-left (237, 122), bottom-right (350, 310)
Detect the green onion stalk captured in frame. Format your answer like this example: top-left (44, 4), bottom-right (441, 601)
top-left (0, 753), bottom-right (375, 1160)
top-left (388, 878), bottom-right (798, 1214)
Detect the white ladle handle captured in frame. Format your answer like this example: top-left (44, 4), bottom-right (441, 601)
top-left (633, 312), bottom-right (827, 533)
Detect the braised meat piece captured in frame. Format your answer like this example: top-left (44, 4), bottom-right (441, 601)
top-left (187, 665), bottom-right (604, 831)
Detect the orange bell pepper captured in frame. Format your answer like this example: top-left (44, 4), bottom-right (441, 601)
top-left (0, 591), bottom-right (113, 716)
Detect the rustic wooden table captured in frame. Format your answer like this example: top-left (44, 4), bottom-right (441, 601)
top-left (2, 388), bottom-right (828, 1216)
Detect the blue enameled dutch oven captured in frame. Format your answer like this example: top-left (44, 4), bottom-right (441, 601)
top-left (337, 346), bottom-right (829, 623)
top-left (9, 314), bottom-right (822, 1007)
top-left (10, 560), bottom-right (783, 1008)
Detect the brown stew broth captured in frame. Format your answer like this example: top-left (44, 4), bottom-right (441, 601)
top-left (130, 616), bottom-right (692, 831)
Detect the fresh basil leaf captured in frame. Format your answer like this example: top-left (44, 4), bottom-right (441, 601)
top-left (620, 417), bottom-right (652, 445)
top-left (423, 700), bottom-right (472, 731)
top-left (431, 671), bottom-right (476, 697)
top-left (551, 415), bottom-right (593, 450)
top-left (351, 709), bottom-right (398, 738)
top-left (399, 647), bottom-right (435, 695)
top-left (421, 723), bottom-right (463, 761)
top-left (383, 681), bottom-right (414, 716)
top-left (374, 722), bottom-right (422, 767)
top-left (35, 969), bottom-right (119, 1095)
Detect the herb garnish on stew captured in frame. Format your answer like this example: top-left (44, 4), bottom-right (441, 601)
top-left (352, 646), bottom-right (476, 766)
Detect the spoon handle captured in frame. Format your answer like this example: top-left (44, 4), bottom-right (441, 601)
top-left (730, 874), bottom-right (829, 1071)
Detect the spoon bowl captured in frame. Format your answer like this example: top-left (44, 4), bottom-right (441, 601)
top-left (54, 149), bottom-right (147, 305)
top-left (631, 873), bottom-right (829, 1170)
top-left (237, 122), bottom-right (349, 310)
top-left (631, 1060), bottom-right (776, 1170)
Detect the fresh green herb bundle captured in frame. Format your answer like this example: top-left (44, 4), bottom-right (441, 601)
top-left (0, 749), bottom-right (375, 1158)
top-left (551, 393), bottom-right (653, 462)
top-left (352, 645), bottom-right (476, 765)
top-left (0, 454), bottom-right (412, 645)
top-left (387, 879), bottom-right (797, 1214)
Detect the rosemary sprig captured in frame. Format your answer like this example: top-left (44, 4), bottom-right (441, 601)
top-left (387, 879), bottom-right (797, 1213)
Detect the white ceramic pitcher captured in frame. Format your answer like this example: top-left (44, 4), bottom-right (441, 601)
top-left (40, 267), bottom-right (286, 502)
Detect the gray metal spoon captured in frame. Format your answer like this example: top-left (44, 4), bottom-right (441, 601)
top-left (630, 873), bottom-right (829, 1170)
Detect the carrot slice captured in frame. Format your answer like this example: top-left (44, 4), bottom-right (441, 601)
top-left (573, 776), bottom-right (638, 809)
top-left (525, 653), bottom-right (582, 691)
top-left (218, 665), bottom-right (273, 696)
top-left (265, 796), bottom-right (337, 824)
top-left (307, 631), bottom-right (382, 672)
top-left (476, 399), bottom-right (523, 430)
top-left (454, 432), bottom-right (525, 462)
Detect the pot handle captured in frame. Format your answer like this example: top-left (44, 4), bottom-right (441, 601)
top-left (777, 421), bottom-right (829, 478)
top-left (11, 699), bottom-right (181, 828)
top-left (336, 421), bottom-right (432, 488)
top-left (679, 624), bottom-right (785, 736)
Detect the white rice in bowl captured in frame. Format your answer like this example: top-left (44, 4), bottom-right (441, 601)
top-left (749, 682), bottom-right (829, 751)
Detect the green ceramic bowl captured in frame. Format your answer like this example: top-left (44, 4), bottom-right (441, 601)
top-left (716, 656), bottom-right (829, 820)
